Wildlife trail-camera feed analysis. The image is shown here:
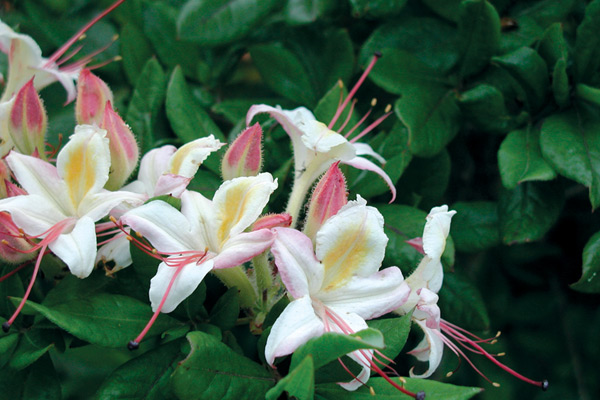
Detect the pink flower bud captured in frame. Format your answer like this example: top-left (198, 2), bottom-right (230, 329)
top-left (0, 212), bottom-right (35, 264)
top-left (8, 79), bottom-right (47, 157)
top-left (252, 213), bottom-right (292, 231)
top-left (75, 69), bottom-right (114, 125)
top-left (221, 123), bottom-right (262, 180)
top-left (303, 162), bottom-right (347, 241)
top-left (100, 101), bottom-right (139, 190)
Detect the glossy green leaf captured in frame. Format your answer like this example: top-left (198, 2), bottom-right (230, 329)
top-left (537, 23), bottom-right (568, 68)
top-left (126, 58), bottom-right (168, 154)
top-left (499, 15), bottom-right (544, 54)
top-left (421, 0), bottom-right (462, 22)
top-left (553, 58), bottom-right (570, 107)
top-left (14, 294), bottom-right (178, 348)
top-left (250, 44), bottom-right (317, 106)
top-left (120, 22), bottom-right (153, 86)
top-left (498, 126), bottom-right (556, 189)
top-left (574, 0), bottom-right (600, 83)
top-left (450, 201), bottom-right (500, 253)
top-left (0, 330), bottom-right (19, 369)
top-left (576, 83), bottom-right (600, 108)
top-left (9, 328), bottom-right (60, 370)
top-left (96, 340), bottom-right (185, 400)
top-left (457, 0), bottom-right (501, 78)
top-left (170, 331), bottom-right (274, 400)
top-left (492, 47), bottom-right (549, 111)
top-left (177, 0), bottom-right (280, 46)
top-left (316, 377), bottom-right (482, 399)
top-left (266, 355), bottom-right (314, 400)
top-left (498, 181), bottom-right (564, 244)
top-left (0, 354), bottom-right (61, 400)
top-left (284, 0), bottom-right (335, 24)
top-left (313, 82), bottom-right (359, 130)
top-left (367, 311), bottom-right (412, 361)
top-left (571, 231), bottom-right (600, 293)
top-left (540, 108), bottom-right (600, 209)
top-left (349, 0), bottom-right (407, 18)
top-left (439, 273), bottom-right (490, 331)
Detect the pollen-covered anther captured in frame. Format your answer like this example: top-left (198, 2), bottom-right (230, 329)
top-left (369, 387), bottom-right (376, 396)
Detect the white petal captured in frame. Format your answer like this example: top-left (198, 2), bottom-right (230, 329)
top-left (300, 120), bottom-right (355, 160)
top-left (79, 190), bottom-right (145, 222)
top-left (96, 234), bottom-right (132, 273)
top-left (149, 260), bottom-right (214, 313)
top-left (213, 229), bottom-right (274, 269)
top-left (408, 319), bottom-right (444, 379)
top-left (167, 135), bottom-right (224, 178)
top-left (0, 194), bottom-right (66, 236)
top-left (134, 145), bottom-right (176, 196)
top-left (413, 288), bottom-right (441, 330)
top-left (271, 227), bottom-right (323, 298)
top-left (319, 267), bottom-right (409, 320)
top-left (422, 205), bottom-right (456, 260)
top-left (49, 216), bottom-right (96, 278)
top-left (153, 174), bottom-right (191, 197)
top-left (343, 156), bottom-right (396, 203)
top-left (180, 190), bottom-right (219, 251)
top-left (353, 142), bottom-right (386, 164)
top-left (264, 295), bottom-right (324, 366)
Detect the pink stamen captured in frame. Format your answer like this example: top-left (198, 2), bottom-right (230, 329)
top-left (338, 99), bottom-right (357, 134)
top-left (349, 111), bottom-right (393, 144)
top-left (0, 260), bottom-right (30, 283)
top-left (343, 108), bottom-right (372, 139)
top-left (56, 45), bottom-right (84, 66)
top-left (328, 53), bottom-right (381, 129)
top-left (44, 0), bottom-right (125, 66)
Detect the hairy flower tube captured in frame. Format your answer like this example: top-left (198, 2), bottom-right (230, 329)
top-left (266, 196), bottom-right (412, 393)
top-left (396, 206), bottom-right (548, 391)
top-left (120, 173), bottom-right (278, 349)
top-left (0, 124), bottom-right (145, 332)
top-left (246, 54), bottom-right (395, 225)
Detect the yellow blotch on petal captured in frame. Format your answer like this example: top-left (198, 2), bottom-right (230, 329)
top-left (63, 137), bottom-right (99, 207)
top-left (216, 181), bottom-right (253, 245)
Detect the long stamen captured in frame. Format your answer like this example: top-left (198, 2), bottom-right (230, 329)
top-left (44, 0), bottom-right (126, 66)
top-left (344, 107), bottom-right (372, 139)
top-left (349, 107), bottom-right (393, 144)
top-left (338, 99), bottom-right (357, 134)
top-left (328, 53), bottom-right (381, 129)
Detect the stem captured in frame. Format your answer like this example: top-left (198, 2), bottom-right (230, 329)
top-left (285, 173), bottom-right (314, 228)
top-left (252, 251), bottom-right (271, 295)
top-left (212, 266), bottom-right (257, 308)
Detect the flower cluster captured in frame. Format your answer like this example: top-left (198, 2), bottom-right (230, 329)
top-left (0, 7), bottom-right (548, 398)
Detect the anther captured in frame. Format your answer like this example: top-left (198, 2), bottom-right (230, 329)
top-left (374, 51), bottom-right (382, 58)
top-left (385, 104), bottom-right (392, 113)
top-left (2, 322), bottom-right (10, 332)
top-left (541, 380), bottom-right (549, 391)
top-left (127, 340), bottom-right (139, 350)
top-left (490, 339), bottom-right (498, 345)
top-left (338, 80), bottom-right (344, 89)
top-left (113, 55), bottom-right (122, 62)
top-left (492, 382), bottom-right (501, 388)
top-left (497, 352), bottom-right (506, 357)
top-left (415, 391), bottom-right (426, 400)
top-left (109, 216), bottom-right (118, 223)
top-left (135, 231), bottom-right (143, 238)
top-left (446, 371), bottom-right (453, 377)
top-left (369, 387), bottom-right (376, 396)
top-left (78, 34), bottom-right (87, 41)
top-left (399, 377), bottom-right (407, 384)
top-left (371, 98), bottom-right (377, 107)
top-left (112, 34), bottom-right (119, 41)
top-left (495, 331), bottom-right (502, 338)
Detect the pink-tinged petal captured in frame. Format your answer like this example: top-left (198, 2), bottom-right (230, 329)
top-left (49, 216), bottom-right (96, 278)
top-left (252, 213), bottom-right (292, 231)
top-left (168, 135), bottom-right (224, 178)
top-left (180, 190), bottom-right (218, 251)
top-left (57, 125), bottom-right (111, 208)
top-left (0, 98), bottom-right (15, 157)
top-left (352, 142), bottom-right (386, 164)
top-left (413, 288), bottom-right (441, 330)
top-left (408, 320), bottom-right (444, 379)
top-left (134, 145), bottom-right (176, 196)
top-left (319, 267), bottom-right (409, 320)
top-left (75, 69), bottom-right (114, 125)
top-left (264, 295), bottom-right (324, 366)
top-left (5, 151), bottom-right (74, 215)
top-left (8, 79), bottom-right (47, 157)
top-left (0, 211), bottom-right (35, 263)
top-left (121, 201), bottom-right (199, 253)
top-left (300, 121), bottom-right (355, 159)
top-left (271, 227), bottom-right (323, 298)
top-left (221, 123), bottom-right (263, 180)
top-left (316, 197), bottom-right (388, 291)
top-left (0, 194), bottom-right (66, 236)
top-left (149, 259), bottom-right (214, 313)
top-left (79, 190), bottom-right (145, 222)
top-left (96, 234), bottom-right (132, 273)
top-left (422, 205), bottom-right (456, 260)
top-left (32, 64), bottom-right (79, 104)
top-left (154, 174), bottom-right (191, 198)
top-left (343, 156), bottom-right (396, 203)
top-left (213, 173), bottom-right (277, 242)
top-left (212, 229), bottom-right (274, 270)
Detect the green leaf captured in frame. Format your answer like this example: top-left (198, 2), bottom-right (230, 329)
top-left (438, 273), bottom-right (490, 331)
top-left (266, 355), bottom-right (314, 400)
top-left (120, 22), bottom-right (153, 86)
top-left (177, 0), bottom-right (280, 46)
top-left (250, 44), bottom-right (317, 106)
top-left (126, 58), bottom-right (168, 154)
top-left (313, 82), bottom-right (359, 130)
top-left (576, 83), bottom-right (600, 108)
top-left (316, 377), bottom-right (482, 400)
top-left (349, 0), bottom-right (407, 18)
top-left (450, 201), bottom-right (500, 253)
top-left (208, 287), bottom-right (240, 331)
top-left (9, 328), bottom-right (60, 370)
top-left (420, 0), bottom-right (462, 22)
top-left (0, 331), bottom-right (19, 368)
top-left (498, 181), bottom-right (564, 244)
top-left (96, 339), bottom-right (185, 400)
top-left (284, 0), bottom-right (336, 25)
top-left (571, 230), bottom-right (600, 293)
top-left (0, 354), bottom-right (62, 400)
top-left (170, 331), bottom-right (274, 400)
top-left (499, 15), bottom-right (544, 54)
top-left (457, 0), bottom-right (501, 78)
top-left (143, 2), bottom-right (202, 80)
top-left (492, 47), bottom-right (549, 111)
top-left (367, 312), bottom-right (412, 361)
top-left (15, 294), bottom-right (178, 348)
top-left (537, 23), bottom-right (568, 68)
top-left (498, 126), bottom-right (557, 189)
top-left (540, 108), bottom-right (600, 209)
top-left (553, 58), bottom-right (570, 107)
top-left (290, 329), bottom-right (384, 371)
top-left (574, 0), bottom-right (600, 83)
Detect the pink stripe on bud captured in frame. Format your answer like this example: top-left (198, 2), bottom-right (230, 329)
top-left (303, 162), bottom-right (347, 241)
top-left (101, 101), bottom-right (139, 190)
top-left (252, 213), bottom-right (292, 231)
top-left (75, 69), bottom-right (114, 125)
top-left (8, 79), bottom-right (47, 157)
top-left (221, 123), bottom-right (262, 180)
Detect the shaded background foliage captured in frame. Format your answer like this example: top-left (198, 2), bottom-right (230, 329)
top-left (1, 0), bottom-right (599, 399)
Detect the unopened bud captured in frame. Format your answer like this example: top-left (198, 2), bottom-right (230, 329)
top-left (303, 162), bottom-right (347, 241)
top-left (252, 213), bottom-right (292, 231)
top-left (221, 123), bottom-right (262, 180)
top-left (100, 101), bottom-right (139, 190)
top-left (75, 69), bottom-right (114, 125)
top-left (0, 212), bottom-right (35, 264)
top-left (8, 79), bottom-right (47, 158)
